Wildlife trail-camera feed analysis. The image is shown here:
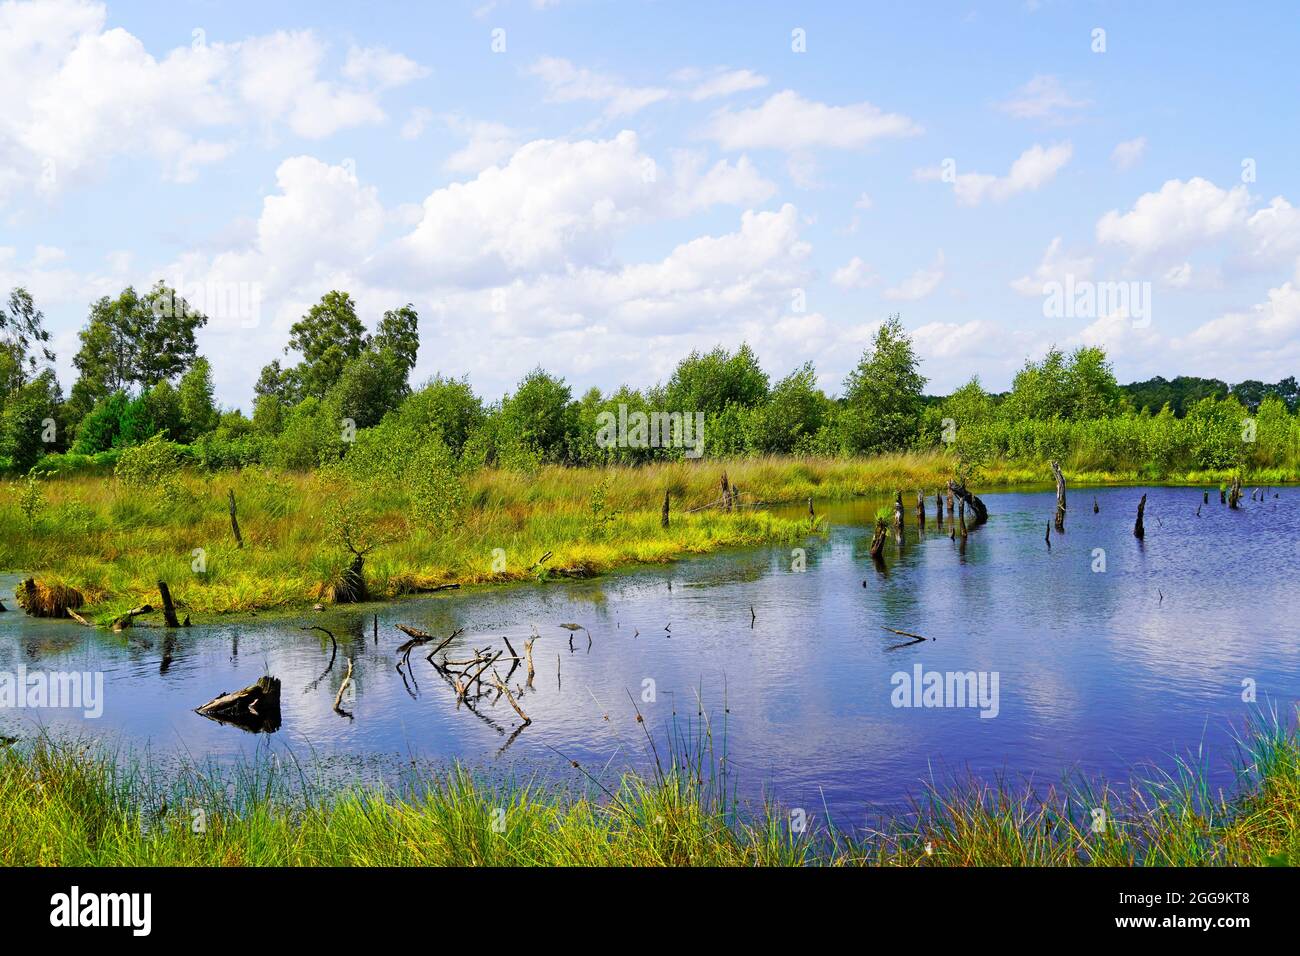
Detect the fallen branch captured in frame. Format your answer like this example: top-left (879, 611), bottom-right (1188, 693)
top-left (333, 658), bottom-right (354, 714)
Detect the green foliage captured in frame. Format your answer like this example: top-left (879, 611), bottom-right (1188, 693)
top-left (586, 474), bottom-right (620, 538)
top-left (177, 358), bottom-right (219, 441)
top-left (663, 342), bottom-right (769, 415)
top-left (284, 291), bottom-right (369, 400)
top-left (0, 369), bottom-right (63, 470)
top-left (114, 433), bottom-right (185, 500)
top-left (1, 287), bottom-right (55, 401)
top-left (1006, 346), bottom-right (1120, 421)
top-left (16, 474), bottom-right (44, 528)
top-left (498, 367), bottom-right (576, 464)
top-left (841, 314), bottom-right (927, 454)
top-left (73, 283), bottom-right (207, 400)
top-left (330, 349), bottom-right (410, 430)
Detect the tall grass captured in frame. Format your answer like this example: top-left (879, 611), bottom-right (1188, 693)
top-left (2, 707), bottom-right (1296, 866)
top-left (0, 450), bottom-right (1292, 617)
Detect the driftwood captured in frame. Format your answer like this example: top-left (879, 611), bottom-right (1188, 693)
top-left (1050, 460), bottom-right (1066, 532)
top-left (196, 675), bottom-right (281, 733)
top-left (227, 488), bottom-right (243, 549)
top-left (947, 480), bottom-right (988, 528)
top-left (490, 670), bottom-right (531, 725)
top-left (1134, 494), bottom-right (1147, 539)
top-left (1045, 521), bottom-right (1051, 549)
top-left (158, 581), bottom-right (181, 627)
top-left (333, 658), bottom-right (354, 715)
top-left (112, 604), bottom-right (154, 632)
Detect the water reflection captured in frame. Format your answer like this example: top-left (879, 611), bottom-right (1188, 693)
top-left (1, 485), bottom-right (1297, 822)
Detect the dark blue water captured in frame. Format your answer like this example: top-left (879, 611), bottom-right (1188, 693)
top-left (2, 486), bottom-right (1297, 826)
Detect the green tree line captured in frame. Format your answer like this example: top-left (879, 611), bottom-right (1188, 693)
top-left (2, 287), bottom-right (1297, 478)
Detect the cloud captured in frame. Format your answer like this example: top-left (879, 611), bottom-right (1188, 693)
top-left (684, 68), bottom-right (768, 101)
top-left (917, 143), bottom-right (1072, 205)
top-left (885, 250), bottom-right (945, 301)
top-left (1095, 177), bottom-right (1252, 256)
top-left (341, 45), bottom-right (429, 89)
top-left (1111, 136), bottom-right (1147, 170)
top-left (706, 90), bottom-right (922, 152)
top-left (441, 116), bottom-right (522, 173)
top-left (832, 256), bottom-right (877, 289)
top-left (528, 56), bottom-right (670, 117)
top-left (1010, 237), bottom-right (1094, 296)
top-left (997, 75), bottom-right (1090, 122)
top-left (400, 107), bottom-right (433, 140)
top-left (0, 1), bottom-right (424, 201)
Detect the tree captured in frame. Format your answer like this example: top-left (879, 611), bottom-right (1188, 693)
top-left (374, 304), bottom-right (420, 375)
top-left (747, 362), bottom-right (828, 454)
top-left (1, 288), bottom-right (55, 401)
top-left (0, 369), bottom-right (63, 470)
top-left (841, 314), bottom-right (927, 453)
top-left (1066, 346), bottom-right (1120, 419)
top-left (178, 358), bottom-right (219, 441)
top-left (397, 375), bottom-right (485, 455)
top-left (71, 282), bottom-right (208, 412)
top-left (663, 343), bottom-right (769, 415)
top-left (329, 350), bottom-right (409, 430)
top-left (285, 291), bottom-right (368, 399)
top-left (499, 368), bottom-right (575, 462)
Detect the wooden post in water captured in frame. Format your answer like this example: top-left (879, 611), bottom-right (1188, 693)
top-left (1228, 476), bottom-right (1242, 509)
top-left (1093, 496), bottom-right (1099, 514)
top-left (1134, 494), bottom-right (1147, 539)
top-left (720, 472), bottom-right (731, 512)
top-left (916, 491), bottom-right (926, 530)
top-left (808, 496), bottom-right (815, 526)
top-left (935, 490), bottom-right (943, 527)
top-left (1050, 460), bottom-right (1066, 532)
top-left (869, 517), bottom-right (888, 561)
top-left (946, 487), bottom-right (955, 518)
top-left (958, 499), bottom-right (968, 538)
top-left (893, 491), bottom-right (904, 541)
top-left (158, 581), bottom-right (180, 628)
top-left (227, 488), bottom-right (243, 549)
top-left (661, 490), bottom-right (670, 528)
top-left (1203, 490), bottom-right (1209, 504)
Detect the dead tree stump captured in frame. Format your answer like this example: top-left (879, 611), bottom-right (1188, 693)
top-left (228, 488), bottom-right (243, 549)
top-left (661, 490), bottom-right (670, 529)
top-left (1050, 460), bottom-right (1067, 532)
top-left (1134, 494), bottom-right (1147, 539)
top-left (158, 581), bottom-right (180, 628)
top-left (195, 676), bottom-right (281, 733)
top-left (916, 490), bottom-right (926, 530)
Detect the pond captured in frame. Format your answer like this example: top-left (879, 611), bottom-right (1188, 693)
top-left (2, 485), bottom-right (1297, 826)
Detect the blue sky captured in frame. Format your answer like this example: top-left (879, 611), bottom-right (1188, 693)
top-left (3, 0), bottom-right (1299, 408)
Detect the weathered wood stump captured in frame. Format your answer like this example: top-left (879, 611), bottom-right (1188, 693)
top-left (195, 675), bottom-right (281, 733)
top-left (1050, 460), bottom-right (1067, 532)
top-left (916, 490), bottom-right (926, 530)
top-left (1134, 494), bottom-right (1147, 539)
top-left (661, 490), bottom-right (670, 529)
top-left (869, 517), bottom-right (888, 560)
top-left (1228, 476), bottom-right (1242, 509)
top-left (228, 488), bottom-right (244, 549)
top-left (893, 491), bottom-right (904, 541)
top-left (158, 581), bottom-right (181, 627)
top-left (947, 480), bottom-right (988, 528)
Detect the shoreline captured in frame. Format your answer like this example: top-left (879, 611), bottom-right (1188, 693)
top-left (3, 454), bottom-right (1295, 620)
